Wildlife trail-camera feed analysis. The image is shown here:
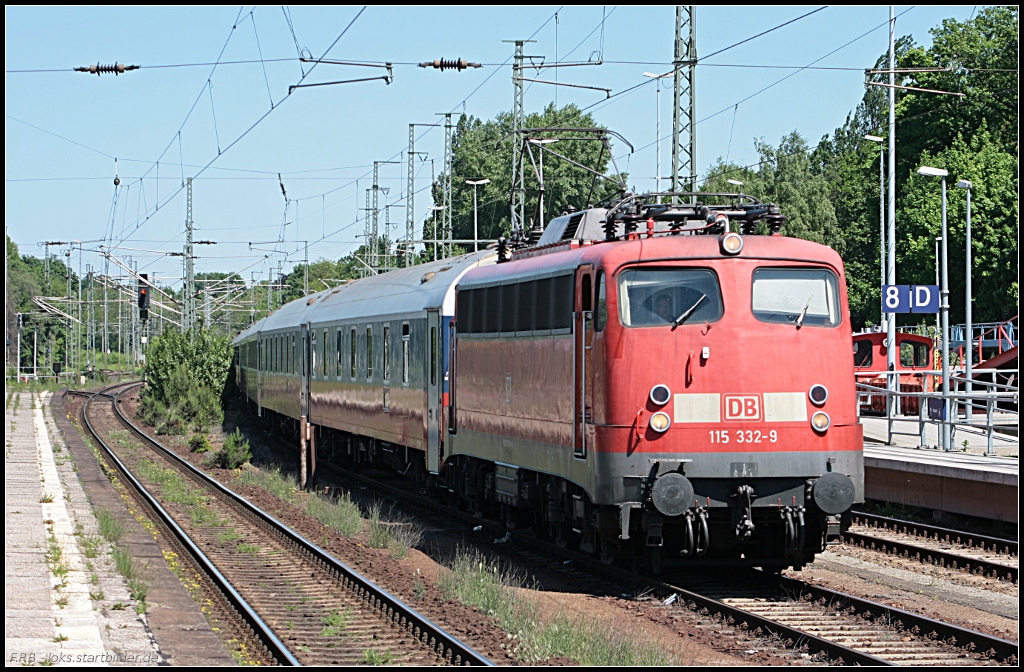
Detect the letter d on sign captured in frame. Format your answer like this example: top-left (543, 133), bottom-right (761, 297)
top-left (910, 284), bottom-right (940, 313)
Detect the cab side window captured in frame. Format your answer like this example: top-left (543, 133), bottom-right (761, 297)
top-left (853, 339), bottom-right (873, 367)
top-left (595, 272), bottom-right (607, 331)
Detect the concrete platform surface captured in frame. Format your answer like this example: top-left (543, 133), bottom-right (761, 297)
top-left (862, 431), bottom-right (1018, 523)
top-left (5, 390), bottom-right (160, 666)
top-left (864, 443), bottom-right (1018, 486)
top-left (860, 415), bottom-right (1018, 457)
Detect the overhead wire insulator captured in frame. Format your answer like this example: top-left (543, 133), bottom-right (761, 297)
top-left (418, 58), bottom-right (482, 72)
top-left (74, 62), bottom-right (140, 76)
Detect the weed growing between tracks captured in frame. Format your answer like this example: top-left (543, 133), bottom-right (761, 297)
top-left (439, 550), bottom-right (681, 665)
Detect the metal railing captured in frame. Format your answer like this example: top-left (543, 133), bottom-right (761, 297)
top-left (856, 368), bottom-right (1018, 456)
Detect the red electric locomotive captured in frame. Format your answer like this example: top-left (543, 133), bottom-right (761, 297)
top-left (445, 193), bottom-right (862, 570)
top-left (232, 190), bottom-right (863, 572)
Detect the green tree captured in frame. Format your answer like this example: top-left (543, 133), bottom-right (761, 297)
top-left (142, 328), bottom-right (233, 406)
top-left (809, 7), bottom-right (1017, 329)
top-left (431, 103), bottom-right (626, 246)
top-left (895, 127), bottom-right (1017, 323)
top-left (701, 131), bottom-right (842, 252)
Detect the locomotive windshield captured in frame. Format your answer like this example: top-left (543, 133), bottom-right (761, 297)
top-left (618, 268), bottom-right (723, 327)
top-left (752, 267), bottom-right (840, 327)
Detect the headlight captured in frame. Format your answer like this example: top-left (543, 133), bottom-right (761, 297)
top-left (650, 384), bottom-right (671, 406)
top-left (720, 232), bottom-right (743, 255)
top-left (650, 411), bottom-right (671, 433)
top-left (808, 384), bottom-right (828, 406)
top-left (811, 411), bottom-right (831, 432)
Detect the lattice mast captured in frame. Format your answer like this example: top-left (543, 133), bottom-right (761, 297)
top-left (671, 6), bottom-right (697, 204)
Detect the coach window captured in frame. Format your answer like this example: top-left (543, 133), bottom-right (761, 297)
top-left (402, 324), bottom-right (410, 385)
top-left (595, 272), bottom-right (607, 331)
top-left (383, 325), bottom-right (391, 382)
top-left (290, 334), bottom-right (295, 374)
top-left (323, 330), bottom-right (329, 377)
top-left (366, 326), bottom-right (374, 379)
top-left (311, 331), bottom-right (318, 379)
top-left (336, 330), bottom-right (342, 378)
top-left (752, 267), bottom-right (839, 327)
top-left (430, 325), bottom-right (438, 386)
top-left (350, 328), bottom-right (357, 379)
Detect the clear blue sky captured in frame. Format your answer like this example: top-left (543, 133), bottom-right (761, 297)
top-left (5, 5), bottom-right (977, 289)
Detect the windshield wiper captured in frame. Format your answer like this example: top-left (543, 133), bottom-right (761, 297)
top-left (794, 295), bottom-right (813, 329)
top-left (672, 294), bottom-right (706, 328)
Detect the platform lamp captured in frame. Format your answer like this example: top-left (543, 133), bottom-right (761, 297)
top-left (917, 165), bottom-right (951, 451)
top-left (956, 179), bottom-right (973, 420)
top-left (465, 179), bottom-right (490, 252)
top-left (727, 180), bottom-right (744, 232)
top-left (864, 134), bottom-right (886, 326)
top-left (528, 138), bottom-right (559, 228)
top-left (643, 71), bottom-right (673, 193)
top-left (427, 205), bottom-right (445, 261)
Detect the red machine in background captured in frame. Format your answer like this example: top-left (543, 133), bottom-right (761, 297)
top-left (853, 331), bottom-right (936, 414)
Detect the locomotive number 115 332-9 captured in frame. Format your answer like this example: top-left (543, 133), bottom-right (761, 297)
top-left (708, 429), bottom-right (779, 444)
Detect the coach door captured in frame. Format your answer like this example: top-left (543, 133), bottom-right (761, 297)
top-left (300, 323), bottom-right (311, 422)
top-left (427, 310), bottom-right (442, 473)
top-left (573, 265), bottom-right (595, 458)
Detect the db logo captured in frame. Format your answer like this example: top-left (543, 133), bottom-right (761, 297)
top-left (724, 394), bottom-right (761, 421)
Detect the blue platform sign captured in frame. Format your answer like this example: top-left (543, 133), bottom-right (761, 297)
top-left (883, 284), bottom-right (940, 314)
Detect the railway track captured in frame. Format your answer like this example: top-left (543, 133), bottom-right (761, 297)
top-left (280, 447), bottom-right (1018, 665)
top-left (81, 383), bottom-right (490, 666)
top-left (844, 512), bottom-right (1018, 584)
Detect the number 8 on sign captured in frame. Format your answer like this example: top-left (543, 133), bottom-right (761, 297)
top-left (881, 285), bottom-right (911, 313)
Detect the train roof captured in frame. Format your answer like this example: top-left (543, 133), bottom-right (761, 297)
top-left (854, 331), bottom-right (933, 346)
top-left (460, 229), bottom-right (845, 289)
top-left (234, 250), bottom-right (496, 342)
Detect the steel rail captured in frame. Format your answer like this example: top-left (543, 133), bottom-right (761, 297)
top-left (81, 384), bottom-right (300, 666)
top-left (308, 460), bottom-right (890, 665)
top-left (842, 530), bottom-right (1018, 583)
top-left (852, 511), bottom-right (1018, 556)
top-left (317, 453), bottom-right (1019, 665)
top-left (772, 573), bottom-right (1019, 664)
top-left (111, 383), bottom-right (492, 667)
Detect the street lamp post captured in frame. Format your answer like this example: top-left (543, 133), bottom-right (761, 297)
top-left (528, 138), bottom-right (559, 228)
top-left (465, 179), bottom-right (491, 252)
top-left (726, 180), bottom-right (743, 232)
top-left (865, 134), bottom-right (886, 326)
top-left (428, 205), bottom-right (445, 261)
top-left (957, 179), bottom-right (973, 419)
top-left (643, 71), bottom-right (673, 193)
top-left (918, 165), bottom-right (950, 451)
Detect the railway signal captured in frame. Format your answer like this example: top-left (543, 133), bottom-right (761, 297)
top-left (138, 273), bottom-right (150, 321)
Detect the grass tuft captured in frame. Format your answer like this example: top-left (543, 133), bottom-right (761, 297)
top-left (239, 466), bottom-right (297, 503)
top-left (305, 490), bottom-right (362, 538)
top-left (439, 549), bottom-right (680, 665)
top-left (96, 508), bottom-right (125, 544)
top-left (320, 608), bottom-right (352, 637)
top-left (366, 501), bottom-right (423, 558)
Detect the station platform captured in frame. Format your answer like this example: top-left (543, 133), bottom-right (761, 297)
top-left (5, 390), bottom-right (160, 666)
top-left (859, 417), bottom-right (1018, 523)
